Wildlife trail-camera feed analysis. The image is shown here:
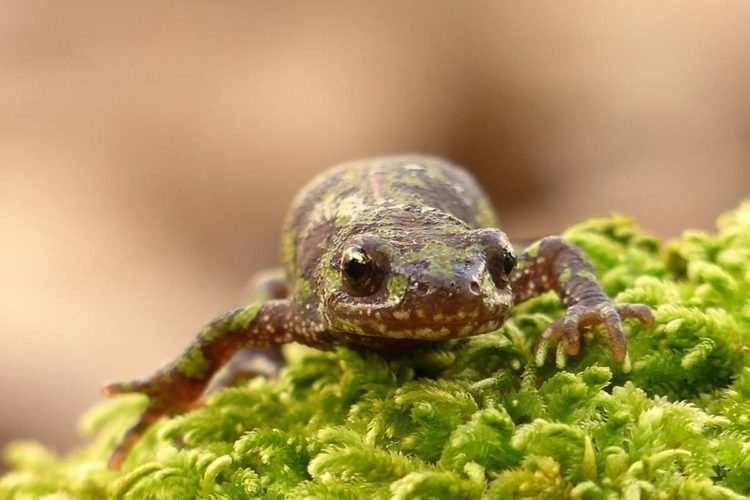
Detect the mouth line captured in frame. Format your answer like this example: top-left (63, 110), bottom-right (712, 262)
top-left (348, 314), bottom-right (507, 339)
top-left (381, 316), bottom-right (503, 328)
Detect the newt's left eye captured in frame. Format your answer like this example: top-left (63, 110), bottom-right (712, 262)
top-left (488, 248), bottom-right (516, 287)
top-left (503, 250), bottom-right (516, 275)
top-left (341, 246), bottom-right (382, 296)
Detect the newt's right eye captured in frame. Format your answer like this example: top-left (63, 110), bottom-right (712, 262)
top-left (341, 246), bottom-right (382, 296)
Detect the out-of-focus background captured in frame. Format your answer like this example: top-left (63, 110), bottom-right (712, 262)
top-left (2, 1), bottom-right (749, 452)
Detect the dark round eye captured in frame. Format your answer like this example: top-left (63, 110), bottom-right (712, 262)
top-left (341, 246), bottom-right (381, 295)
top-left (488, 248), bottom-right (515, 287)
top-left (503, 250), bottom-right (516, 275)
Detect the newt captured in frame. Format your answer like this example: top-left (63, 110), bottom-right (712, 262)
top-left (104, 155), bottom-right (653, 469)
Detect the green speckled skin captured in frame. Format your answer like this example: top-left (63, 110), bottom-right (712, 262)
top-left (103, 155), bottom-right (653, 469)
top-left (282, 156), bottom-right (513, 348)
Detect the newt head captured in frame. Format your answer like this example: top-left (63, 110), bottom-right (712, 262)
top-left (321, 224), bottom-right (515, 341)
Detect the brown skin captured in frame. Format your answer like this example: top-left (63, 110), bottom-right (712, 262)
top-left (103, 156), bottom-right (653, 469)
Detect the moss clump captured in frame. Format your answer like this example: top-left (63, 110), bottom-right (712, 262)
top-left (3, 203), bottom-right (750, 499)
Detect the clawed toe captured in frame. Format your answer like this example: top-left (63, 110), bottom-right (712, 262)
top-left (102, 379), bottom-right (154, 397)
top-left (617, 304), bottom-right (655, 326)
top-left (535, 302), bottom-right (653, 366)
top-left (108, 405), bottom-right (166, 469)
top-left (103, 374), bottom-right (206, 469)
top-left (536, 316), bottom-right (581, 367)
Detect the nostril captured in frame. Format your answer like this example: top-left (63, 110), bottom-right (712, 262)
top-left (416, 282), bottom-right (430, 296)
top-left (469, 280), bottom-right (481, 295)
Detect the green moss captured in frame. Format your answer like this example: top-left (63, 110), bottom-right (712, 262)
top-left (3, 202), bottom-right (750, 499)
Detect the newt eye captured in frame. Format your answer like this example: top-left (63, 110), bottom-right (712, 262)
top-left (488, 248), bottom-right (515, 287)
top-left (503, 250), bottom-right (516, 275)
top-left (341, 246), bottom-right (382, 296)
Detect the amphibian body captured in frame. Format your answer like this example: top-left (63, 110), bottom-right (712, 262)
top-left (104, 156), bottom-right (653, 468)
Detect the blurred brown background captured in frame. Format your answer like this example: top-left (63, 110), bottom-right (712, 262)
top-left (2, 1), bottom-right (749, 453)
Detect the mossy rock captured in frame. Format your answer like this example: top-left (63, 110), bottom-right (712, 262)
top-left (2, 203), bottom-right (750, 499)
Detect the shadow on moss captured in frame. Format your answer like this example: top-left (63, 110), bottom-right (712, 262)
top-left (2, 202), bottom-right (750, 499)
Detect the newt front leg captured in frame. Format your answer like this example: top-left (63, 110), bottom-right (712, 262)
top-left (512, 237), bottom-right (653, 364)
top-left (102, 299), bottom-right (296, 469)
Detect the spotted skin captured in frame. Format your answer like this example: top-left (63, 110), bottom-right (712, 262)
top-left (103, 155), bottom-right (653, 469)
